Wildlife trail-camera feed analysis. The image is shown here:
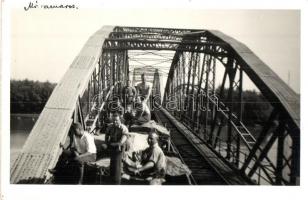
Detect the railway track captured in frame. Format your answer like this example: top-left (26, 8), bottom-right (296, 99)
top-left (153, 110), bottom-right (228, 185)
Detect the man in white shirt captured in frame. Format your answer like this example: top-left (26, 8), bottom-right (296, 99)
top-left (133, 96), bottom-right (151, 125)
top-left (50, 122), bottom-right (97, 184)
top-left (136, 73), bottom-right (152, 103)
top-left (72, 123), bottom-right (97, 163)
top-left (72, 123), bottom-right (97, 184)
top-left (132, 132), bottom-right (166, 185)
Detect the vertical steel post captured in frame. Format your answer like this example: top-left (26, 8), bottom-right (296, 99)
top-left (175, 58), bottom-right (180, 117)
top-left (181, 53), bottom-right (186, 118)
top-left (211, 57), bottom-right (216, 121)
top-left (185, 52), bottom-right (194, 123)
top-left (87, 81), bottom-right (91, 114)
top-left (93, 68), bottom-right (97, 108)
top-left (226, 79), bottom-right (234, 160)
top-left (225, 58), bottom-right (238, 161)
top-left (190, 53), bottom-right (198, 129)
top-left (111, 51), bottom-right (115, 86)
top-left (290, 128), bottom-right (300, 185)
top-left (194, 53), bottom-right (206, 135)
top-left (204, 55), bottom-right (211, 141)
top-left (235, 68), bottom-right (243, 167)
top-left (101, 53), bottom-right (106, 100)
top-left (97, 63), bottom-right (101, 106)
top-left (210, 67), bottom-right (228, 146)
top-left (275, 130), bottom-right (285, 185)
top-left (107, 52), bottom-right (112, 88)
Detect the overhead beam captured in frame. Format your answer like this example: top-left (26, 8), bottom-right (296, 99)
top-left (103, 39), bottom-right (228, 55)
top-left (114, 26), bottom-right (203, 34)
top-left (109, 30), bottom-right (210, 41)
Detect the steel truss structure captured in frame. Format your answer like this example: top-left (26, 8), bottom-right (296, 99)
top-left (101, 26), bottom-right (300, 185)
top-left (11, 26), bottom-right (300, 185)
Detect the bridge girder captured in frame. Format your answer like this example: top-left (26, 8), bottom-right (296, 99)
top-left (103, 38), bottom-right (228, 55)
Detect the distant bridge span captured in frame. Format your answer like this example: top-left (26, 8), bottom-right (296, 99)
top-left (11, 26), bottom-right (300, 185)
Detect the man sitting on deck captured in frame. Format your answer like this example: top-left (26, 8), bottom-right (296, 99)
top-left (109, 97), bottom-right (125, 118)
top-left (136, 73), bottom-right (152, 103)
top-left (126, 132), bottom-right (166, 185)
top-left (132, 96), bottom-right (151, 125)
top-left (49, 122), bottom-right (97, 184)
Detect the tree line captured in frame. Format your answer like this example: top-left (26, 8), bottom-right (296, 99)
top-left (11, 79), bottom-right (272, 126)
top-left (11, 79), bottom-right (56, 113)
top-left (216, 87), bottom-right (272, 126)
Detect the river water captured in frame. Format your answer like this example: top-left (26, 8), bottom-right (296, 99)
top-left (10, 114), bottom-right (39, 165)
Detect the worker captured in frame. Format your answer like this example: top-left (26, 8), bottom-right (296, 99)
top-left (131, 132), bottom-right (166, 185)
top-left (49, 122), bottom-right (97, 184)
top-left (109, 96), bottom-right (125, 117)
top-left (122, 79), bottom-right (137, 126)
top-left (136, 73), bottom-right (152, 103)
top-left (122, 79), bottom-right (137, 109)
top-left (133, 96), bottom-right (151, 125)
top-left (105, 113), bottom-right (129, 184)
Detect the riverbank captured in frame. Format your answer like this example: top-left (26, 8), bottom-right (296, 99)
top-left (10, 113), bottom-right (40, 117)
top-left (10, 113), bottom-right (39, 168)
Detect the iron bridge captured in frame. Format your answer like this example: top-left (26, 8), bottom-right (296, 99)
top-left (11, 26), bottom-right (300, 185)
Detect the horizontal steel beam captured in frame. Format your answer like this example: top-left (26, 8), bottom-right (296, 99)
top-left (103, 39), bottom-right (228, 55)
top-left (105, 47), bottom-right (228, 56)
top-left (105, 38), bottom-right (223, 45)
top-left (114, 26), bottom-right (203, 34)
top-left (110, 32), bottom-right (185, 41)
top-left (109, 31), bottom-right (209, 41)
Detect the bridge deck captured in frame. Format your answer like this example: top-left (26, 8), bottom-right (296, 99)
top-left (158, 108), bottom-right (252, 185)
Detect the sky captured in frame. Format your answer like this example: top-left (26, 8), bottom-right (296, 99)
top-left (10, 8), bottom-right (300, 93)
